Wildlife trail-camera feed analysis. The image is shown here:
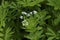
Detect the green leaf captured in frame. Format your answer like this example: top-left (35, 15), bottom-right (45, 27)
top-left (48, 37), bottom-right (55, 40)
top-left (16, 0), bottom-right (44, 7)
top-left (47, 0), bottom-right (60, 10)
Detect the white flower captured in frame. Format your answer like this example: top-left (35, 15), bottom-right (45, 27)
top-left (33, 10), bottom-right (37, 14)
top-left (22, 11), bottom-right (27, 15)
top-left (26, 14), bottom-right (30, 17)
top-left (30, 12), bottom-right (33, 14)
top-left (22, 20), bottom-right (29, 26)
top-left (19, 16), bottom-right (23, 19)
top-left (11, 39), bottom-right (13, 40)
top-left (58, 30), bottom-right (60, 33)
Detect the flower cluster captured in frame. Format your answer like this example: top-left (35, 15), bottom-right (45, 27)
top-left (20, 10), bottom-right (37, 26)
top-left (22, 20), bottom-right (29, 26)
top-left (19, 10), bottom-right (37, 19)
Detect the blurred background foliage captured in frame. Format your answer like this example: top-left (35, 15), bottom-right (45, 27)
top-left (0, 0), bottom-right (60, 40)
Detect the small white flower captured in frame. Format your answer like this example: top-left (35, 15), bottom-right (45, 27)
top-left (33, 10), bottom-right (37, 14)
top-left (30, 12), bottom-right (33, 14)
top-left (26, 14), bottom-right (30, 17)
top-left (22, 20), bottom-right (29, 26)
top-left (58, 30), bottom-right (60, 33)
top-left (19, 16), bottom-right (23, 19)
top-left (11, 39), bottom-right (13, 40)
top-left (22, 11), bottom-right (27, 15)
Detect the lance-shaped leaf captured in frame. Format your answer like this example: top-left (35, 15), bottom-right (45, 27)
top-left (47, 0), bottom-right (60, 10)
top-left (16, 0), bottom-right (44, 7)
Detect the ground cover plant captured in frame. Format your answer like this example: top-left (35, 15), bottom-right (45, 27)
top-left (0, 0), bottom-right (60, 40)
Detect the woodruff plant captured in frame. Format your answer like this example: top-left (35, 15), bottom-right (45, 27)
top-left (0, 0), bottom-right (60, 40)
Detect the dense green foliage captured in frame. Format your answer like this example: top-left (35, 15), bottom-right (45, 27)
top-left (0, 0), bottom-right (60, 40)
